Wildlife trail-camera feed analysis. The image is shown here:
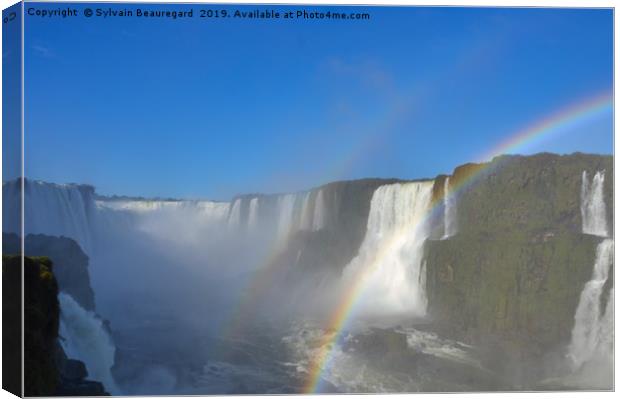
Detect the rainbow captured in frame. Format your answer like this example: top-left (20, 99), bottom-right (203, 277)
top-left (302, 89), bottom-right (613, 393)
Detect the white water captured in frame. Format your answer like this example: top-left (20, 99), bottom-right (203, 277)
top-left (581, 171), bottom-right (608, 237)
top-left (227, 199), bottom-right (242, 228)
top-left (247, 198), bottom-right (260, 230)
top-left (342, 182), bottom-right (434, 319)
top-left (442, 177), bottom-right (457, 239)
top-left (299, 192), bottom-right (312, 231)
top-left (276, 194), bottom-right (297, 242)
top-left (567, 238), bottom-right (614, 371)
top-left (96, 198), bottom-right (230, 248)
top-left (400, 327), bottom-right (480, 368)
top-left (567, 170), bottom-right (613, 380)
top-left (3, 180), bottom-right (95, 253)
top-left (99, 199), bottom-right (229, 220)
top-left (8, 180), bottom-right (333, 251)
top-left (312, 189), bottom-right (326, 231)
top-left (283, 322), bottom-right (480, 393)
top-left (59, 293), bottom-right (120, 394)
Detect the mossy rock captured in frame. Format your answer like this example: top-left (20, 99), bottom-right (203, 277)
top-left (3, 255), bottom-right (61, 396)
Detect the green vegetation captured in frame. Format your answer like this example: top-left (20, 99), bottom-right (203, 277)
top-left (3, 255), bottom-right (61, 396)
top-left (423, 152), bottom-right (613, 386)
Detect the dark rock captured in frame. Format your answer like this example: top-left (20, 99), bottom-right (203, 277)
top-left (3, 254), bottom-right (110, 396)
top-left (3, 255), bottom-right (60, 396)
top-left (3, 233), bottom-right (96, 311)
top-left (55, 379), bottom-right (108, 396)
top-left (62, 360), bottom-right (88, 381)
top-left (2, 255), bottom-right (23, 396)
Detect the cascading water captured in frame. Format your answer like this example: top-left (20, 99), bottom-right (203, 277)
top-left (312, 190), bottom-right (326, 231)
top-left (567, 238), bottom-right (614, 371)
top-left (442, 177), bottom-right (457, 239)
top-left (247, 198), bottom-right (259, 230)
top-left (299, 192), bottom-right (312, 231)
top-left (568, 169), bottom-right (613, 377)
top-left (59, 293), bottom-right (120, 394)
top-left (3, 180), bottom-right (95, 253)
top-left (101, 199), bottom-right (229, 221)
top-left (96, 199), bottom-right (230, 248)
top-left (581, 171), bottom-right (608, 237)
top-left (276, 194), bottom-right (297, 242)
top-left (342, 182), bottom-right (433, 319)
top-left (227, 199), bottom-right (242, 228)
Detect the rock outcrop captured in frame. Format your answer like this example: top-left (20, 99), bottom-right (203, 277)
top-left (3, 233), bottom-right (96, 311)
top-left (423, 152), bottom-right (613, 386)
top-left (2, 255), bottom-right (108, 396)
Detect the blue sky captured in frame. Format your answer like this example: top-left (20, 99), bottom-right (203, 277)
top-left (3, 2), bottom-right (21, 182)
top-left (21, 4), bottom-right (613, 199)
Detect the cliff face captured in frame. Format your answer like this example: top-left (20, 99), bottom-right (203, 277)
top-left (441, 153), bottom-right (613, 235)
top-left (3, 233), bottom-right (96, 311)
top-left (423, 153), bottom-right (613, 385)
top-left (2, 255), bottom-right (108, 397)
top-left (290, 178), bottom-right (406, 275)
top-left (4, 255), bottom-right (62, 396)
top-left (2, 255), bottom-right (24, 397)
top-left (22, 256), bottom-right (61, 396)
top-left (236, 178), bottom-right (405, 277)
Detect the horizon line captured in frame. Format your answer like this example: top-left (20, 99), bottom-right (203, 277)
top-left (4, 150), bottom-right (613, 202)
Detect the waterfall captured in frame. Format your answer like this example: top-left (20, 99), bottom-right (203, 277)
top-left (59, 293), bottom-right (120, 394)
top-left (247, 198), bottom-right (259, 230)
top-left (342, 182), bottom-right (434, 319)
top-left (569, 170), bottom-right (613, 375)
top-left (442, 177), bottom-right (457, 239)
top-left (99, 200), bottom-right (230, 225)
top-left (194, 201), bottom-right (231, 225)
top-left (227, 199), bottom-right (242, 228)
top-left (4, 179), bottom-right (233, 254)
top-left (298, 192), bottom-right (313, 231)
top-left (312, 189), bottom-right (326, 231)
top-left (581, 171), bottom-right (608, 237)
top-left (97, 199), bottom-right (230, 247)
top-left (3, 180), bottom-right (96, 253)
top-left (567, 238), bottom-right (614, 371)
top-left (276, 194), bottom-right (297, 241)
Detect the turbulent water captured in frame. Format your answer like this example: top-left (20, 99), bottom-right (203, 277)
top-left (342, 182), bottom-right (433, 320)
top-left (3, 170), bottom-right (614, 393)
top-left (59, 293), bottom-right (119, 394)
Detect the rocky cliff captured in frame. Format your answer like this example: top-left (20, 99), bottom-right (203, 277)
top-left (2, 255), bottom-right (107, 396)
top-left (442, 153), bottom-right (612, 235)
top-left (423, 152), bottom-right (613, 386)
top-left (3, 233), bottom-right (96, 311)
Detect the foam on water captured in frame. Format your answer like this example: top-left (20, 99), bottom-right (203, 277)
top-left (59, 293), bottom-right (120, 394)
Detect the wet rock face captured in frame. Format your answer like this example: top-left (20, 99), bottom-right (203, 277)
top-left (423, 153), bottom-right (613, 386)
top-left (425, 232), bottom-right (600, 346)
top-left (452, 153), bottom-right (613, 235)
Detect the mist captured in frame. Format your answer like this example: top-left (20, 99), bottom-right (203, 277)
top-left (3, 169), bottom-right (614, 394)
